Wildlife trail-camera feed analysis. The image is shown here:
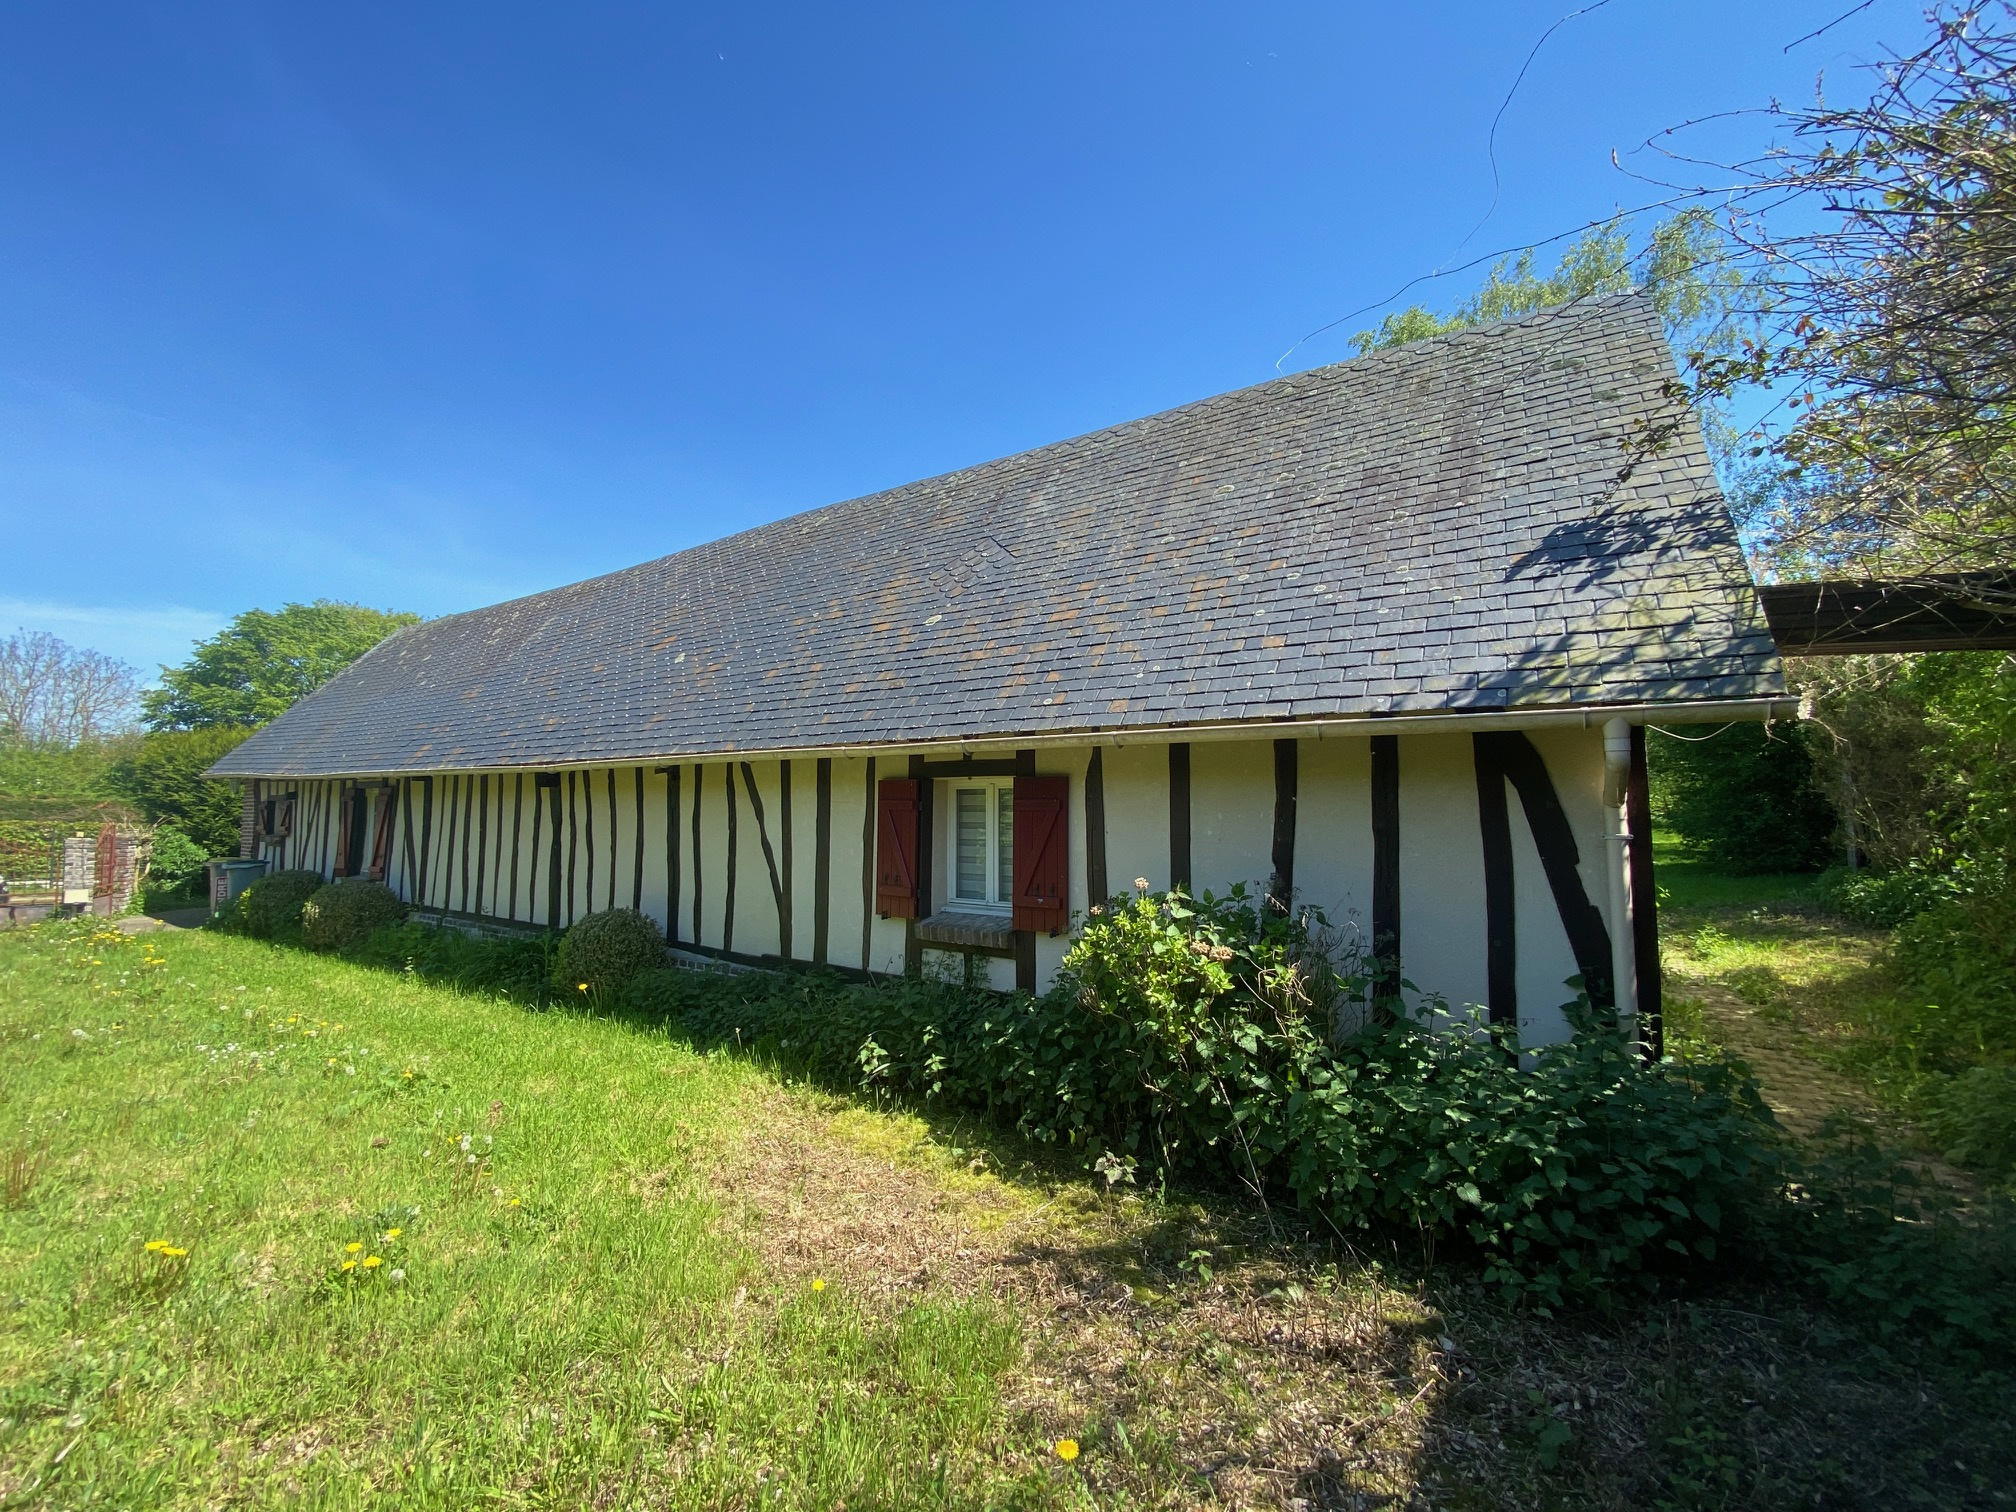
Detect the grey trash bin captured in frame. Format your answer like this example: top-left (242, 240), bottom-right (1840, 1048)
top-left (206, 859), bottom-right (269, 918)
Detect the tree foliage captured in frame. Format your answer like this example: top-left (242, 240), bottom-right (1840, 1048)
top-left (1650, 719), bottom-right (1839, 873)
top-left (1666, 4), bottom-right (2016, 591)
top-left (104, 727), bottom-right (254, 858)
top-left (1353, 210), bottom-right (1748, 357)
top-left (142, 601), bottom-right (419, 732)
top-left (1350, 211), bottom-right (1756, 476)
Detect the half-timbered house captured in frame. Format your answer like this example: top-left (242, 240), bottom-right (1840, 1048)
top-left (211, 293), bottom-right (1792, 1050)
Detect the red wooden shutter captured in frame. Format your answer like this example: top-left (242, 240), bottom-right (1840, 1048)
top-left (1011, 774), bottom-right (1069, 935)
top-left (874, 778), bottom-right (921, 919)
top-left (368, 792), bottom-right (396, 880)
top-left (333, 788), bottom-right (355, 877)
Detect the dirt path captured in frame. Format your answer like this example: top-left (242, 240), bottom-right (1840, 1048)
top-left (698, 1072), bottom-right (2011, 1510)
top-left (1680, 976), bottom-right (1885, 1137)
top-left (709, 1082), bottom-right (1450, 1507)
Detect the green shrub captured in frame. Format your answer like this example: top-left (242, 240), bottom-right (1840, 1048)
top-left (351, 921), bottom-right (558, 999)
top-left (145, 826), bottom-right (209, 892)
top-left (630, 886), bottom-right (1778, 1308)
top-left (1753, 1124), bottom-right (2016, 1358)
top-left (234, 869), bottom-right (325, 939)
top-left (1918, 1067), bottom-right (2016, 1178)
top-left (1815, 862), bottom-right (1959, 926)
top-left (103, 728), bottom-right (252, 858)
top-left (301, 880), bottom-right (407, 953)
top-left (1890, 882), bottom-right (2016, 1063)
top-left (554, 908), bottom-right (667, 998)
top-left (1650, 720), bottom-right (1838, 873)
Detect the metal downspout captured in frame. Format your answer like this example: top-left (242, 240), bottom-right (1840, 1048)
top-left (1601, 717), bottom-right (1640, 1046)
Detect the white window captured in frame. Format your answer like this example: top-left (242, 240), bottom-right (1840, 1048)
top-left (949, 781), bottom-right (1014, 910)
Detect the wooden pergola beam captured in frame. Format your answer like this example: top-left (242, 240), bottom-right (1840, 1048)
top-left (1759, 570), bottom-right (2016, 656)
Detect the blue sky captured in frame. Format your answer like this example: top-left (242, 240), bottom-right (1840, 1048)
top-left (0, 1), bottom-right (1920, 678)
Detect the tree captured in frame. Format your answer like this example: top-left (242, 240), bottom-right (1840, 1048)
top-left (1350, 210), bottom-right (1756, 472)
top-left (1651, 720), bottom-right (1840, 874)
top-left (1657, 4), bottom-right (2016, 592)
top-left (141, 601), bottom-right (420, 732)
top-left (0, 630), bottom-right (142, 745)
top-left (104, 727), bottom-right (256, 858)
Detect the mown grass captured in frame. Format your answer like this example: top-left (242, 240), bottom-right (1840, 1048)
top-left (0, 920), bottom-right (1043, 1509)
top-left (5, 916), bottom-right (2012, 1510)
top-left (1650, 833), bottom-right (1941, 1141)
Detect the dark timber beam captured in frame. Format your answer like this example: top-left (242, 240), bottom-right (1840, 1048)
top-left (1370, 734), bottom-right (1401, 1016)
top-left (1761, 569), bottom-right (2016, 655)
top-left (1268, 738), bottom-right (1297, 917)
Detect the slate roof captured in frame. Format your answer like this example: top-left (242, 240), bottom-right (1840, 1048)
top-left (213, 293), bottom-right (1784, 778)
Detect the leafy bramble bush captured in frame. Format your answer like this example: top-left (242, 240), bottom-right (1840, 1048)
top-left (555, 908), bottom-right (667, 998)
top-left (1891, 882), bottom-right (2016, 1064)
top-left (234, 869), bottom-right (325, 939)
top-left (1918, 1067), bottom-right (2016, 1178)
top-left (301, 880), bottom-right (407, 953)
top-left (630, 885), bottom-right (1778, 1307)
top-left (1288, 1025), bottom-right (1777, 1305)
top-left (1815, 862), bottom-right (1960, 926)
top-left (1754, 1124), bottom-right (2016, 1359)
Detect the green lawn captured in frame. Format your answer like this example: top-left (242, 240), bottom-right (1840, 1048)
top-left (4, 918), bottom-right (2010, 1510)
top-left (0, 921), bottom-right (1035, 1508)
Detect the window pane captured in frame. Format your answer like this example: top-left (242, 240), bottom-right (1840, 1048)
top-left (996, 787), bottom-right (1014, 904)
top-left (954, 788), bottom-right (987, 901)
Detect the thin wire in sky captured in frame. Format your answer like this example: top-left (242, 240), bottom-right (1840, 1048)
top-left (1274, 0), bottom-right (1628, 371)
top-left (1448, 0), bottom-right (1623, 260)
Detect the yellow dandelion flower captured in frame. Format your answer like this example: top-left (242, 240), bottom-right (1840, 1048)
top-left (383, 1227), bottom-right (403, 1241)
top-left (811, 1277), bottom-right (826, 1292)
top-left (508, 1197), bottom-right (522, 1208)
top-left (144, 1239), bottom-right (167, 1252)
top-left (577, 982), bottom-right (589, 993)
top-left (341, 1259), bottom-right (357, 1272)
top-left (345, 1241), bottom-right (364, 1254)
top-left (1054, 1438), bottom-right (1080, 1462)
top-left (361, 1255), bottom-right (383, 1269)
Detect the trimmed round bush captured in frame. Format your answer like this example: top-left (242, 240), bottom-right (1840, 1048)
top-left (234, 869), bottom-right (325, 938)
top-left (301, 880), bottom-right (408, 953)
top-left (555, 908), bottom-right (667, 998)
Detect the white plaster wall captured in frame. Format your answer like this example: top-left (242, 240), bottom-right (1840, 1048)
top-left (1513, 726), bottom-right (1612, 1048)
top-left (356, 722), bottom-right (1624, 1039)
top-left (1295, 737), bottom-right (1375, 960)
top-left (1189, 739), bottom-right (1277, 905)
top-left (1101, 743), bottom-right (1170, 894)
top-left (1395, 733), bottom-right (1491, 1021)
top-left (822, 756), bottom-right (873, 972)
top-left (730, 761), bottom-right (784, 960)
top-left (694, 762), bottom-right (731, 951)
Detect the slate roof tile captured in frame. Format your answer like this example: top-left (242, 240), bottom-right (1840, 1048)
top-left (215, 293), bottom-right (1782, 778)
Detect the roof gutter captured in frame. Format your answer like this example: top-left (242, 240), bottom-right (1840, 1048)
top-left (213, 694), bottom-right (1802, 780)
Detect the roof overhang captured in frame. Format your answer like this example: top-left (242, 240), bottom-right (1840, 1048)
top-left (214, 695), bottom-right (1801, 780)
top-left (1762, 570), bottom-right (2016, 655)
